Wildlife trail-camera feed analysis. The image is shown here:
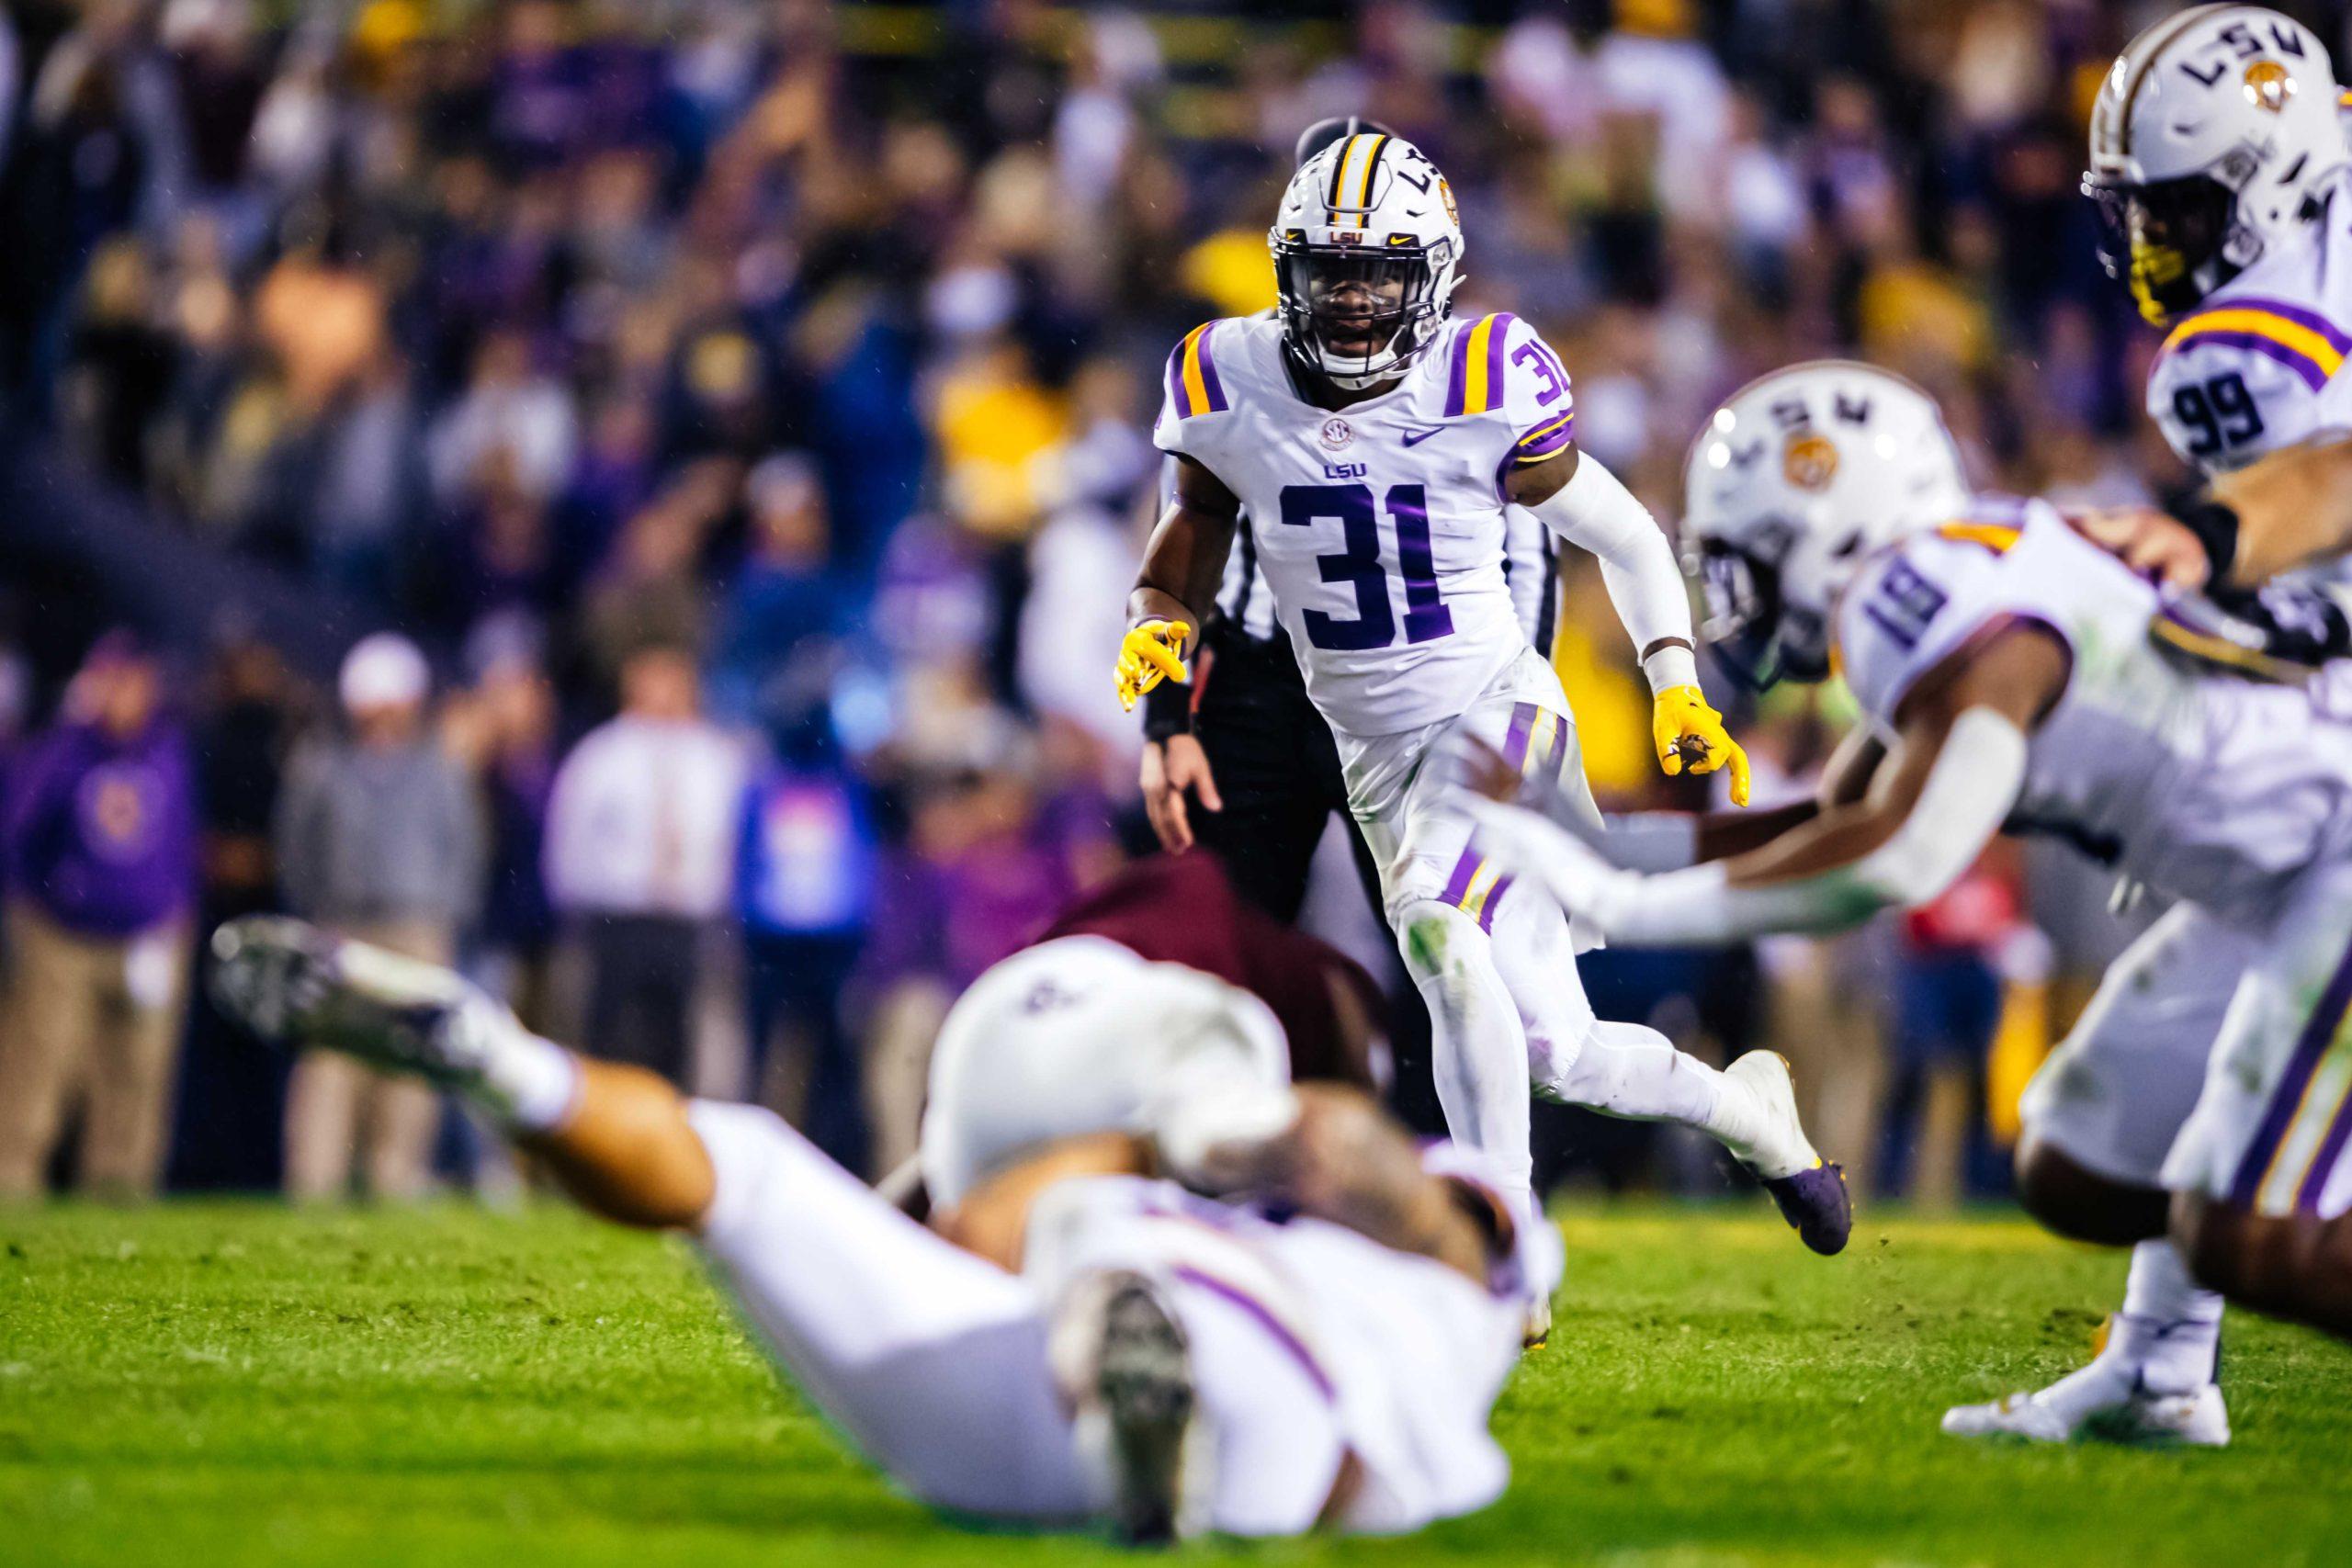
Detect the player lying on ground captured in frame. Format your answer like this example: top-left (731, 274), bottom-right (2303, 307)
top-left (1112, 129), bottom-right (1846, 1268)
top-left (1456, 362), bottom-right (2352, 1446)
top-left (207, 917), bottom-right (1555, 1543)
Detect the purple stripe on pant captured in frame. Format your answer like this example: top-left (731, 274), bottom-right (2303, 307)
top-left (1500, 702), bottom-right (1537, 772)
top-left (2293, 1082), bottom-right (2352, 1212)
top-left (1440, 847), bottom-right (1481, 908)
top-left (1476, 874), bottom-right (1514, 934)
top-left (1170, 1264), bottom-right (1337, 1402)
top-left (2229, 932), bottom-right (2352, 1207)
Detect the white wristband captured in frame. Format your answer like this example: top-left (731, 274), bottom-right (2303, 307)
top-left (1642, 642), bottom-right (1700, 694)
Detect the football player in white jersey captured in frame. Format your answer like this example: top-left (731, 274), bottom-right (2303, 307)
top-left (206, 916), bottom-right (1557, 1542)
top-left (1112, 130), bottom-right (1852, 1264)
top-left (1927, 5), bottom-right (2352, 1445)
top-left (1455, 362), bottom-right (2352, 1400)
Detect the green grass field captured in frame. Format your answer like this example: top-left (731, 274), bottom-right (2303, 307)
top-left (4, 1201), bottom-right (2348, 1567)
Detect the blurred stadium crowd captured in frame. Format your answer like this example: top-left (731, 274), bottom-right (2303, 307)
top-left (0, 0), bottom-right (2318, 1205)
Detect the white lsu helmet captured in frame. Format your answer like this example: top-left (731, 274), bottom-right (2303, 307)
top-left (1270, 130), bottom-right (1464, 389)
top-left (1682, 362), bottom-right (1971, 688)
top-left (2086, 6), bottom-right (2350, 324)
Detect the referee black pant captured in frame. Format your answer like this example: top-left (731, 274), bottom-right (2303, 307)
top-left (1184, 626), bottom-right (1384, 925)
top-left (578, 912), bottom-right (703, 1088)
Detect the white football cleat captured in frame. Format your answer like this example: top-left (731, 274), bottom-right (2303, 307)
top-left (1723, 1052), bottom-right (1851, 1256)
top-left (209, 917), bottom-right (519, 1107)
top-left (1942, 1381), bottom-right (2229, 1447)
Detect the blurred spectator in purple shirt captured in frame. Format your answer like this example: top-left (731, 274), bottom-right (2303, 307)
top-left (736, 697), bottom-right (876, 1173)
top-left (0, 632), bottom-right (198, 1200)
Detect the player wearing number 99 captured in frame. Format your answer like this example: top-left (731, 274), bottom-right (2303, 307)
top-left (1929, 4), bottom-right (2352, 1449)
top-left (1114, 130), bottom-right (1847, 1278)
top-left (1458, 361), bottom-right (2352, 1405)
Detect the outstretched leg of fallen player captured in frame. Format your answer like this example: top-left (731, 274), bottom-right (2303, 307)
top-left (207, 918), bottom-right (1112, 1523)
top-left (208, 917), bottom-right (1362, 1540)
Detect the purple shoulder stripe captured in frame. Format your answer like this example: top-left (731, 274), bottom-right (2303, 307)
top-left (1195, 321), bottom-right (1228, 412)
top-left (2202, 294), bottom-right (2352, 354)
top-left (1444, 320), bottom-right (1475, 417)
top-left (2179, 329), bottom-right (2332, 391)
top-left (1484, 311), bottom-right (1516, 404)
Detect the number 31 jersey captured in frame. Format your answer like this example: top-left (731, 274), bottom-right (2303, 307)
top-left (1153, 311), bottom-right (1576, 738)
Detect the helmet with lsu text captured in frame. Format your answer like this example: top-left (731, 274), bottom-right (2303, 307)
top-left (2086, 6), bottom-right (2350, 325)
top-left (1681, 362), bottom-right (1971, 688)
top-left (1270, 131), bottom-right (1464, 390)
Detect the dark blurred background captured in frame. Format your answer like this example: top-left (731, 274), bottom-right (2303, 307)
top-left (0, 0), bottom-right (2260, 1206)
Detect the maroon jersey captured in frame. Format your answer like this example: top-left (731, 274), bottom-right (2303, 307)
top-left (1034, 852), bottom-right (1385, 1089)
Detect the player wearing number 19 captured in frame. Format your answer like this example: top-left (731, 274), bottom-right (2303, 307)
top-left (1934, 5), bottom-right (2352, 1447)
top-left (1114, 130), bottom-right (1849, 1267)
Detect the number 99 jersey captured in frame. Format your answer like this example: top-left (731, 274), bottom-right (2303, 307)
top-left (1154, 311), bottom-right (1576, 738)
top-left (2147, 172), bottom-right (2352, 471)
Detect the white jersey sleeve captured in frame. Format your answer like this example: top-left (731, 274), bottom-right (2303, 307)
top-left (1490, 316), bottom-right (1577, 484)
top-left (1834, 498), bottom-right (2064, 732)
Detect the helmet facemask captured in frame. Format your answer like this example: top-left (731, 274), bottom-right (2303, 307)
top-left (1273, 238), bottom-right (1449, 389)
top-left (1693, 528), bottom-right (1830, 691)
top-left (2085, 171), bottom-right (2244, 326)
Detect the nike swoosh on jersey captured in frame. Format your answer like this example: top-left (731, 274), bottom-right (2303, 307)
top-left (1400, 425), bottom-right (1445, 446)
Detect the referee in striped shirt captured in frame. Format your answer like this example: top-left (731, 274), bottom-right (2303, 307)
top-left (1137, 121), bottom-right (1562, 922)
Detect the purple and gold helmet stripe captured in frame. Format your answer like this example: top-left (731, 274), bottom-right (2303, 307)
top-left (2161, 299), bottom-right (2351, 392)
top-left (1325, 131), bottom-right (1390, 228)
top-left (2230, 931), bottom-right (2352, 1211)
top-left (1166, 321), bottom-right (1228, 419)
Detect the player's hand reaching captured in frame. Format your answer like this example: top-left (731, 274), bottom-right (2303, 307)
top-left (1652, 685), bottom-right (1750, 807)
top-left (1141, 733), bottom-right (1222, 853)
top-left (2076, 505), bottom-right (2213, 590)
top-left (1456, 795), bottom-right (1627, 920)
top-left (1114, 619), bottom-right (1192, 712)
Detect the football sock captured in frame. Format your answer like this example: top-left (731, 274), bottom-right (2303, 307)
top-left (2112, 1238), bottom-right (2225, 1394)
top-left (1537, 1020), bottom-right (1747, 1147)
top-left (2029, 1240), bottom-right (2223, 1424)
top-left (475, 1020), bottom-right (582, 1134)
top-left (1399, 898), bottom-right (1535, 1210)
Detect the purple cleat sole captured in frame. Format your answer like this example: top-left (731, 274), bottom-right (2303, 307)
top-left (1762, 1162), bottom-right (1851, 1256)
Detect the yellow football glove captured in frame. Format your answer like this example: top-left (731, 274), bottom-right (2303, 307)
top-left (1114, 619), bottom-right (1192, 712)
top-left (1652, 683), bottom-right (1750, 807)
